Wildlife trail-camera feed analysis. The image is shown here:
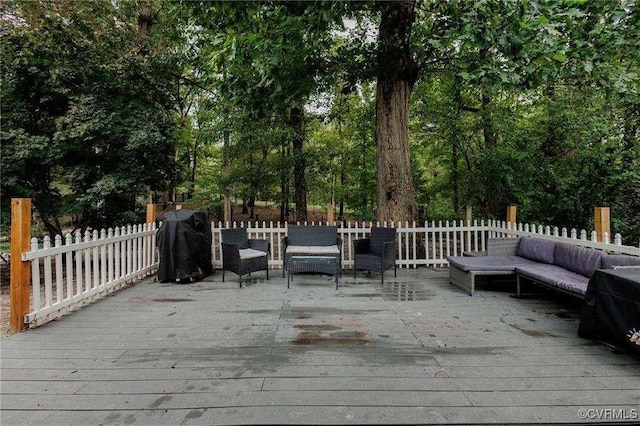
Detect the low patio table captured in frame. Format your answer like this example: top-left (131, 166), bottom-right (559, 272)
top-left (287, 256), bottom-right (340, 289)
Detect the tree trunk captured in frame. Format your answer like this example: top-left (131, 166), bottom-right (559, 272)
top-left (222, 128), bottom-right (232, 224)
top-left (479, 46), bottom-right (497, 150)
top-left (187, 139), bottom-right (197, 200)
top-left (135, 2), bottom-right (154, 57)
top-left (621, 103), bottom-right (639, 165)
top-left (451, 74), bottom-right (463, 215)
top-left (290, 106), bottom-right (307, 222)
top-left (375, 0), bottom-right (418, 223)
top-left (280, 137), bottom-right (289, 222)
top-left (481, 89), bottom-right (497, 149)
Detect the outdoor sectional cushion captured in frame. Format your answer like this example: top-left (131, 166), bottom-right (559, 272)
top-left (516, 264), bottom-right (590, 297)
top-left (553, 242), bottom-right (603, 278)
top-left (447, 255), bottom-right (537, 272)
top-left (601, 254), bottom-right (640, 269)
top-left (516, 237), bottom-right (556, 264)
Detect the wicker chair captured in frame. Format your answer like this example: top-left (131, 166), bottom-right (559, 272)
top-left (353, 227), bottom-right (397, 283)
top-left (221, 228), bottom-right (270, 287)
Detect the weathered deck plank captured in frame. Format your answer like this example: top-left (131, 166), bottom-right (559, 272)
top-left (1, 269), bottom-right (638, 425)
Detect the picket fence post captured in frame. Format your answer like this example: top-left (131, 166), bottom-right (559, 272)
top-left (10, 198), bottom-right (31, 333)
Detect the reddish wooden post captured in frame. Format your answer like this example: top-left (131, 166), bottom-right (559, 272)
top-left (146, 203), bottom-right (157, 225)
top-left (327, 203), bottom-right (334, 225)
top-left (506, 205), bottom-right (517, 226)
top-left (10, 198), bottom-right (31, 334)
top-left (594, 207), bottom-right (610, 243)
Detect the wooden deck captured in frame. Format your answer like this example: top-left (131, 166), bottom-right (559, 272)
top-left (1, 269), bottom-right (638, 425)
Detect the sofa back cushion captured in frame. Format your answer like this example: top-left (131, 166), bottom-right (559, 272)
top-left (601, 254), bottom-right (640, 269)
top-left (516, 237), bottom-right (556, 264)
top-left (553, 242), bottom-right (603, 278)
top-left (287, 225), bottom-right (337, 246)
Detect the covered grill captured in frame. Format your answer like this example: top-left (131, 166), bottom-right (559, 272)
top-left (156, 209), bottom-right (213, 283)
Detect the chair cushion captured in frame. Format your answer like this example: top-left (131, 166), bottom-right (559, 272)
top-left (447, 255), bottom-right (536, 272)
top-left (516, 237), bottom-right (556, 264)
top-left (286, 245), bottom-right (341, 255)
top-left (602, 254), bottom-right (640, 269)
top-left (239, 248), bottom-right (267, 260)
top-left (553, 243), bottom-right (603, 278)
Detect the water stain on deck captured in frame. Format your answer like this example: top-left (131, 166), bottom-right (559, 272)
top-left (185, 410), bottom-right (204, 420)
top-left (292, 318), bottom-right (370, 346)
top-left (374, 282), bottom-right (436, 301)
top-left (149, 395), bottom-right (173, 408)
top-left (152, 298), bottom-right (195, 302)
top-left (294, 324), bottom-right (341, 331)
top-left (293, 329), bottom-right (369, 346)
top-left (341, 293), bottom-right (381, 298)
top-left (503, 320), bottom-right (560, 338)
top-left (280, 306), bottom-right (384, 319)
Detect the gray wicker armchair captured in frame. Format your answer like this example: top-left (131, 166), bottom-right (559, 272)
top-left (221, 228), bottom-right (270, 287)
top-left (353, 227), bottom-right (397, 283)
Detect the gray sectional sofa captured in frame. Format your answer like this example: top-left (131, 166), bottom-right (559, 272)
top-left (447, 237), bottom-right (640, 297)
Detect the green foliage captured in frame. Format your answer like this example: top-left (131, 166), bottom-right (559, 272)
top-left (1, 0), bottom-right (181, 235)
top-left (1, 0), bottom-right (638, 245)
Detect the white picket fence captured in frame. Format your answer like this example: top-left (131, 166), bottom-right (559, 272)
top-left (21, 224), bottom-right (158, 326)
top-left (211, 220), bottom-right (489, 269)
top-left (212, 219), bottom-right (640, 269)
top-left (20, 219), bottom-right (639, 327)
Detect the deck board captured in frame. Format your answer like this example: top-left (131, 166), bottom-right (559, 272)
top-left (1, 268), bottom-right (638, 425)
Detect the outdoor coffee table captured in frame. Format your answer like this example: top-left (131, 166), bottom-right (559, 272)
top-left (287, 256), bottom-right (340, 289)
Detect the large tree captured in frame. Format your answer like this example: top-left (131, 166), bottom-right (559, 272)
top-left (374, 0), bottom-right (419, 222)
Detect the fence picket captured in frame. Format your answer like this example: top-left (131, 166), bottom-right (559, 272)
top-left (55, 235), bottom-right (63, 304)
top-left (43, 236), bottom-right (53, 307)
top-left (31, 238), bottom-right (41, 311)
top-left (92, 230), bottom-right (99, 290)
top-left (83, 231), bottom-right (91, 292)
top-left (65, 233), bottom-right (73, 300)
top-left (107, 229), bottom-right (114, 284)
top-left (75, 232), bottom-right (82, 296)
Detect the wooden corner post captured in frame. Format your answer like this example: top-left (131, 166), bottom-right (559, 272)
top-left (465, 205), bottom-right (472, 224)
top-left (327, 203), bottom-right (334, 225)
top-left (506, 205), bottom-right (517, 226)
top-left (10, 198), bottom-right (32, 333)
top-left (146, 203), bottom-right (157, 225)
top-left (594, 207), bottom-right (610, 243)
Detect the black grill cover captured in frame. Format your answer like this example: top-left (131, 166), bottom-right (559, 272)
top-left (579, 268), bottom-right (640, 358)
top-left (156, 209), bottom-right (213, 283)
